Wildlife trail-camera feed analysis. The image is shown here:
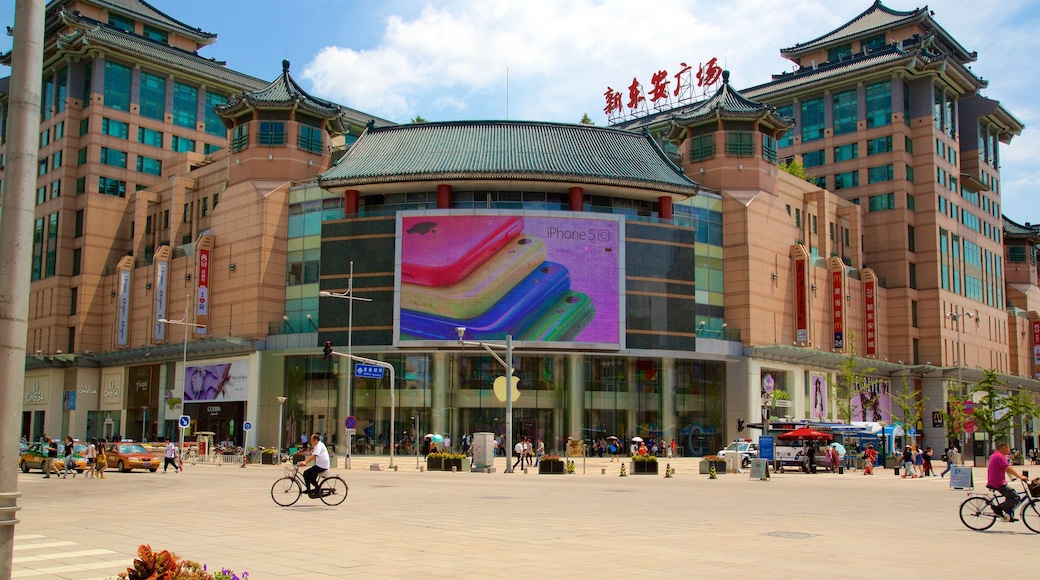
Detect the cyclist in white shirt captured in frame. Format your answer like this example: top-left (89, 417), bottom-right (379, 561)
top-left (299, 433), bottom-right (331, 498)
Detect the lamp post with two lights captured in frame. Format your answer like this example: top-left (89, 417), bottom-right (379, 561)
top-left (158, 296), bottom-right (206, 464)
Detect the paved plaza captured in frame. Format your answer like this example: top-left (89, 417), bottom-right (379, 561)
top-left (8, 456), bottom-right (1039, 579)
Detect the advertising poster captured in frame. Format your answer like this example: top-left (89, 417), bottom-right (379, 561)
top-left (795, 258), bottom-right (807, 343)
top-left (810, 373), bottom-right (827, 420)
top-left (196, 249), bottom-right (210, 334)
top-left (864, 280), bottom-right (876, 357)
top-left (397, 214), bottom-right (621, 345)
top-left (1032, 320), bottom-right (1040, 379)
top-left (183, 360), bottom-right (249, 402)
top-left (849, 379), bottom-right (891, 423)
top-left (154, 259), bottom-right (168, 341)
top-left (832, 270), bottom-right (844, 350)
top-left (116, 269), bottom-right (131, 346)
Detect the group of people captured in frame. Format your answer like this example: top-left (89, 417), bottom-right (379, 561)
top-left (899, 445), bottom-right (938, 478)
top-left (39, 434), bottom-right (109, 479)
top-left (510, 437), bottom-right (545, 469)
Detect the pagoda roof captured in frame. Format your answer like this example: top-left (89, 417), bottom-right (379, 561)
top-left (318, 120), bottom-right (701, 196)
top-left (50, 8), bottom-right (267, 92)
top-left (76, 0), bottom-right (218, 46)
top-left (1003, 216), bottom-right (1040, 243)
top-left (780, 1), bottom-right (976, 64)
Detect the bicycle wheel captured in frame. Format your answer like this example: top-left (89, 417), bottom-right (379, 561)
top-left (271, 477), bottom-right (302, 507)
top-left (1021, 499), bottom-right (1040, 534)
top-left (959, 496), bottom-right (997, 531)
top-left (320, 476), bottom-right (348, 506)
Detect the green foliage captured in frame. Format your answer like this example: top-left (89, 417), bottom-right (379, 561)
top-left (779, 158), bottom-right (817, 184)
top-left (971, 369), bottom-right (1040, 446)
top-left (632, 454), bottom-right (658, 462)
top-left (939, 383), bottom-right (970, 445)
top-left (889, 376), bottom-right (927, 436)
top-left (411, 114), bottom-right (427, 123)
top-left (580, 113), bottom-right (594, 125)
top-left (831, 333), bottom-right (875, 424)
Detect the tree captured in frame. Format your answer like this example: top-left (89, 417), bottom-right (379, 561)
top-left (889, 376), bottom-right (927, 447)
top-left (411, 114), bottom-right (427, 123)
top-left (971, 369), bottom-right (1040, 449)
top-left (938, 382), bottom-right (970, 447)
top-left (831, 332), bottom-right (875, 424)
top-left (579, 113), bottom-right (595, 125)
top-left (778, 158), bottom-right (817, 184)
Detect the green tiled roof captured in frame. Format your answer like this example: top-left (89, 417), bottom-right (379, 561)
top-left (54, 8), bottom-right (267, 92)
top-left (318, 121), bottom-right (700, 195)
top-left (781, 1), bottom-right (975, 64)
top-left (1003, 216), bottom-right (1040, 242)
top-left (84, 0), bottom-right (217, 46)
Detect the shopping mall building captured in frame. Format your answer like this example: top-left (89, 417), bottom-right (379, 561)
top-left (3, 0), bottom-right (1038, 458)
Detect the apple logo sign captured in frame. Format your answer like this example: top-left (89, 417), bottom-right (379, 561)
top-left (493, 374), bottom-right (521, 402)
top-left (407, 222), bottom-right (437, 235)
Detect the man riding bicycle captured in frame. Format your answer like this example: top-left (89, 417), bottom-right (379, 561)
top-left (298, 433), bottom-right (331, 498)
top-left (988, 441), bottom-right (1030, 522)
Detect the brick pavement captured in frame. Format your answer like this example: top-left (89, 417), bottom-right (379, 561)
top-left (9, 456), bottom-right (1039, 579)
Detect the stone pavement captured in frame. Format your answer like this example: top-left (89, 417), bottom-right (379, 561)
top-left (8, 456), bottom-right (1038, 579)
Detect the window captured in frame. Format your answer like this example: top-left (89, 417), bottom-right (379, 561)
top-left (909, 262), bottom-right (917, 289)
top-left (56, 67), bottom-right (67, 114)
top-left (903, 81), bottom-right (911, 126)
top-left (828, 43), bottom-right (852, 61)
top-left (911, 300), bottom-right (918, 328)
top-left (98, 177), bottom-right (126, 197)
top-left (51, 179), bottom-right (61, 198)
top-left (212, 194), bottom-right (219, 209)
top-left (231, 125), bottom-right (249, 152)
top-left (42, 76), bottom-right (53, 121)
top-left (139, 72), bottom-right (165, 121)
top-left (52, 151), bottom-right (62, 170)
top-left (834, 170), bottom-right (859, 190)
top-left (40, 128), bottom-right (49, 147)
top-left (45, 213), bottom-right (58, 277)
top-left (811, 214), bottom-right (818, 234)
top-left (949, 176), bottom-right (958, 193)
top-left (38, 159), bottom-right (47, 176)
top-left (103, 61), bottom-right (132, 111)
top-left (832, 89), bottom-right (857, 135)
top-left (725, 131), bottom-right (754, 157)
top-left (75, 177), bottom-right (85, 195)
top-left (801, 98), bottom-right (825, 142)
top-left (762, 135), bottom-right (777, 163)
top-left (36, 187), bottom-right (46, 205)
top-left (173, 82), bottom-right (197, 128)
top-left (163, 209), bottom-right (170, 228)
top-left (937, 167), bottom-right (947, 188)
top-left (77, 147), bottom-right (87, 165)
top-left (908, 225), bottom-right (915, 252)
top-left (79, 118), bottom-right (89, 136)
top-left (100, 147), bottom-right (127, 168)
top-left (101, 118), bottom-right (129, 139)
top-left (138, 127), bottom-right (163, 147)
top-left (171, 136), bottom-right (196, 153)
top-left (75, 210), bottom-right (84, 238)
top-left (776, 105), bottom-right (794, 148)
top-left (1008, 246), bottom-right (1027, 263)
top-left (809, 176), bottom-right (827, 188)
top-left (258, 121), bottom-right (286, 146)
top-left (833, 142), bottom-right (858, 162)
top-left (865, 80), bottom-right (891, 128)
top-left (71, 248), bottom-right (81, 277)
top-left (688, 133), bottom-right (714, 161)
top-left (108, 13), bottom-right (134, 33)
top-left (205, 91), bottom-right (227, 136)
top-left (82, 62), bottom-right (92, 105)
top-left (866, 135), bottom-right (892, 155)
top-left (907, 194), bottom-right (915, 211)
top-left (298, 123), bottom-right (324, 154)
top-left (905, 165), bottom-right (915, 182)
top-left (136, 155), bottom-right (162, 175)
top-left (70, 287), bottom-right (78, 316)
top-left (142, 25), bottom-right (167, 43)
top-left (203, 143), bottom-right (222, 155)
top-left (867, 164), bottom-right (893, 184)
top-left (802, 149), bottom-right (825, 168)
top-left (795, 208), bottom-right (801, 227)
top-left (862, 34), bottom-right (886, 51)
top-left (868, 193), bottom-right (895, 212)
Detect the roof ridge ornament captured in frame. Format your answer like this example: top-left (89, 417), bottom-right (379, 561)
top-left (282, 59), bottom-right (290, 72)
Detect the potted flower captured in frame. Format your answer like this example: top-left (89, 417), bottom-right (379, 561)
top-left (442, 452), bottom-right (466, 471)
top-left (538, 455), bottom-right (565, 474)
top-left (631, 454), bottom-right (659, 474)
top-left (699, 455), bottom-right (726, 474)
top-left (426, 452), bottom-right (444, 471)
top-left (261, 447), bottom-right (279, 465)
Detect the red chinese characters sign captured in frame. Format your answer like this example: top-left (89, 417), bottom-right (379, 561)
top-left (1032, 320), bottom-right (1040, 379)
top-left (196, 249), bottom-right (209, 334)
top-left (832, 271), bottom-right (844, 350)
top-left (795, 258), bottom-right (807, 343)
top-left (604, 57), bottom-right (723, 122)
top-left (864, 280), bottom-right (876, 356)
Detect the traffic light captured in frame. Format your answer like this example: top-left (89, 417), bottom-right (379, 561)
top-left (323, 341), bottom-right (333, 360)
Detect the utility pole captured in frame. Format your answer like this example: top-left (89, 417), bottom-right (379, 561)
top-left (0, 2), bottom-right (46, 578)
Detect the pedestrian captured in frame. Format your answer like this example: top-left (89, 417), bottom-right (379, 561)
top-left (805, 445), bottom-right (816, 473)
top-left (523, 438), bottom-right (533, 467)
top-left (638, 441), bottom-right (648, 456)
top-left (669, 439), bottom-right (676, 458)
top-left (96, 438), bottom-right (108, 479)
top-left (862, 444), bottom-right (877, 475)
top-left (443, 435), bottom-right (451, 452)
top-left (43, 437), bottom-right (58, 478)
top-left (923, 446), bottom-right (935, 476)
top-left (163, 438), bottom-right (179, 473)
top-left (512, 439), bottom-right (524, 471)
top-left (85, 438), bottom-right (97, 479)
top-left (901, 445), bottom-right (916, 478)
top-left (940, 444), bottom-right (956, 477)
top-left (609, 439), bottom-right (619, 462)
top-left (535, 439), bottom-right (545, 466)
top-left (914, 446), bottom-right (924, 477)
top-left (62, 436), bottom-right (77, 478)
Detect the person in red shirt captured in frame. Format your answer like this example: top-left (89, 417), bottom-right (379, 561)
top-left (862, 444), bottom-right (877, 475)
top-left (987, 442), bottom-right (1030, 522)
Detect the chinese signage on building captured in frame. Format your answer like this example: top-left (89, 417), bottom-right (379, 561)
top-left (603, 57), bottom-right (723, 123)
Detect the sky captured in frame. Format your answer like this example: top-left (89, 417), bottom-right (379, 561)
top-left (2, 0), bottom-right (1039, 221)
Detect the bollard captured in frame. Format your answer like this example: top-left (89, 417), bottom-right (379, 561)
top-left (664, 463), bottom-right (674, 478)
top-left (523, 467), bottom-right (528, 474)
top-left (619, 463), bottom-right (627, 477)
top-left (601, 467), bottom-right (606, 475)
top-left (452, 466), bottom-right (457, 473)
top-left (709, 462), bottom-right (717, 479)
top-left (419, 465), bottom-right (425, 473)
top-left (241, 455), bottom-right (248, 468)
top-left (394, 465), bottom-right (399, 471)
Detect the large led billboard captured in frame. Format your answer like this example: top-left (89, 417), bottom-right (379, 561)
top-left (395, 212), bottom-right (623, 347)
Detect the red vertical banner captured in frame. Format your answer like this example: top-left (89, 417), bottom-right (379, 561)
top-left (1032, 320), bottom-right (1040, 379)
top-left (795, 258), bottom-right (807, 343)
top-left (832, 271), bottom-right (844, 350)
top-left (196, 248), bottom-right (209, 334)
top-left (864, 280), bottom-right (876, 356)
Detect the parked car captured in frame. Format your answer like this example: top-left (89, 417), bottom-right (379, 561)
top-left (104, 442), bottom-right (158, 472)
top-left (717, 439), bottom-right (759, 468)
top-left (19, 442), bottom-right (87, 474)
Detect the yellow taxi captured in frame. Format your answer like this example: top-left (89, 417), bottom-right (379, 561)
top-left (104, 442), bottom-right (159, 473)
top-left (19, 442), bottom-right (88, 474)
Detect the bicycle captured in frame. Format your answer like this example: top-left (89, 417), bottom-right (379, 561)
top-left (270, 463), bottom-right (348, 507)
top-left (958, 479), bottom-right (1040, 533)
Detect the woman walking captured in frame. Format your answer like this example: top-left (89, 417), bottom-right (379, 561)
top-left (95, 438), bottom-right (108, 479)
top-left (85, 438), bottom-right (97, 479)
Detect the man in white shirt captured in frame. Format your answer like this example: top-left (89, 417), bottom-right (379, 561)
top-left (163, 439), bottom-right (180, 473)
top-left (299, 433), bottom-right (331, 498)
top-left (512, 439), bottom-right (525, 470)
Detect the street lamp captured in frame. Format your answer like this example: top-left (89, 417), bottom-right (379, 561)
top-left (159, 295), bottom-right (206, 458)
top-left (276, 396), bottom-right (287, 462)
top-left (457, 329), bottom-right (517, 473)
top-left (320, 261), bottom-right (372, 466)
top-left (328, 350), bottom-right (396, 468)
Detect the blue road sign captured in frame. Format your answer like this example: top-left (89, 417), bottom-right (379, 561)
top-left (355, 364), bottom-right (385, 379)
top-left (758, 436), bottom-right (775, 461)
top-left (243, 422), bottom-right (252, 431)
top-left (178, 415), bottom-right (190, 429)
top-left (345, 416), bottom-right (357, 430)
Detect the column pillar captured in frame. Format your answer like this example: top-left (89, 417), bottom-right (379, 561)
top-left (658, 196), bottom-right (673, 221)
top-left (436, 184), bottom-right (452, 209)
top-left (568, 187), bottom-right (584, 211)
top-left (627, 359), bottom-right (638, 441)
top-left (566, 354), bottom-right (584, 442)
top-left (431, 352), bottom-right (448, 436)
top-left (344, 189), bottom-right (359, 215)
top-left (660, 357), bottom-right (676, 444)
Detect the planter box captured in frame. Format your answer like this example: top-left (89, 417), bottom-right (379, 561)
top-left (426, 456), bottom-right (443, 471)
top-left (539, 460), bottom-right (566, 474)
top-left (260, 453), bottom-right (278, 465)
top-left (443, 458), bottom-right (463, 472)
top-left (631, 460), bottom-right (659, 474)
top-left (698, 461), bottom-right (726, 474)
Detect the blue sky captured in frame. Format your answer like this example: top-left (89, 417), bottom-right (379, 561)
top-left (3, 0), bottom-right (1039, 221)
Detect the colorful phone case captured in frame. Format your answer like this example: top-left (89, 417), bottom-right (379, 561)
top-left (400, 262), bottom-right (570, 340)
top-left (517, 291), bottom-right (595, 341)
top-left (401, 216), bottom-right (523, 287)
top-left (401, 235), bottom-right (547, 319)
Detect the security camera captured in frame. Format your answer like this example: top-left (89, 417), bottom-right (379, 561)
top-left (455, 326), bottom-right (466, 340)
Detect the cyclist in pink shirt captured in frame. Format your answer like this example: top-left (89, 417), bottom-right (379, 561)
top-left (987, 442), bottom-right (1030, 522)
